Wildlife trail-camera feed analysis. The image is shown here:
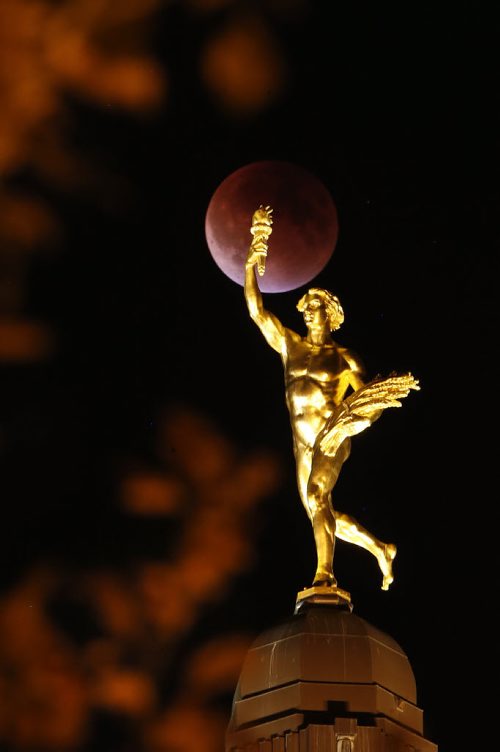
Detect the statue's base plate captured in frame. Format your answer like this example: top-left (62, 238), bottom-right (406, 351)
top-left (295, 584), bottom-right (353, 614)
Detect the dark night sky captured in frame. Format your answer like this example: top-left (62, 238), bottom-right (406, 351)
top-left (1, 3), bottom-right (498, 750)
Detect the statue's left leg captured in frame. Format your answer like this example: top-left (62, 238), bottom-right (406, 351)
top-left (334, 514), bottom-right (397, 590)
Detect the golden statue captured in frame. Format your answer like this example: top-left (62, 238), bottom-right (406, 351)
top-left (244, 205), bottom-right (419, 599)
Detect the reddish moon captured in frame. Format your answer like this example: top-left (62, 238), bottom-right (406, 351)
top-left (205, 160), bottom-right (339, 293)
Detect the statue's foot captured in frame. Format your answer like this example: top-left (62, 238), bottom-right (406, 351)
top-left (313, 570), bottom-right (337, 589)
top-left (380, 543), bottom-right (397, 590)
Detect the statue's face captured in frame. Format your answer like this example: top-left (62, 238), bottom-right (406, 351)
top-left (302, 294), bottom-right (328, 329)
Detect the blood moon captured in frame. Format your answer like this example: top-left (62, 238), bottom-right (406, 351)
top-left (205, 161), bottom-right (338, 293)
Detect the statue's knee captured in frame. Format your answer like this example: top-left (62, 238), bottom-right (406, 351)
top-left (307, 482), bottom-right (321, 506)
top-left (308, 483), bottom-right (331, 517)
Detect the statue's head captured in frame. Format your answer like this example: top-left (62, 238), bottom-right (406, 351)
top-left (297, 288), bottom-right (344, 331)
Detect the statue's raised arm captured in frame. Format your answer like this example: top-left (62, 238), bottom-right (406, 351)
top-left (244, 206), bottom-right (288, 354)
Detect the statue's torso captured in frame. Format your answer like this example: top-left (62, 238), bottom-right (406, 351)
top-left (283, 335), bottom-right (353, 448)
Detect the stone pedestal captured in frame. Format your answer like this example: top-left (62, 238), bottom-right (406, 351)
top-left (226, 605), bottom-right (437, 751)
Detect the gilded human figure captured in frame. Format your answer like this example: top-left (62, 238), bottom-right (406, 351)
top-left (244, 206), bottom-right (419, 591)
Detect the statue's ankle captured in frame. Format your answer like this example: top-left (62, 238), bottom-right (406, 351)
top-left (313, 572), bottom-right (337, 588)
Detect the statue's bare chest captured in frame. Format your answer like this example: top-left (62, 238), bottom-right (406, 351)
top-left (286, 340), bottom-right (346, 384)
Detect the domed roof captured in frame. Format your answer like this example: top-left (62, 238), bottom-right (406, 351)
top-left (238, 606), bottom-right (417, 703)
top-left (227, 605), bottom-right (434, 752)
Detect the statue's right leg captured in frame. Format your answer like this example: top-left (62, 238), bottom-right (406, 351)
top-left (295, 445), bottom-right (313, 523)
top-left (306, 451), bottom-right (343, 587)
top-left (294, 444), bottom-right (335, 585)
